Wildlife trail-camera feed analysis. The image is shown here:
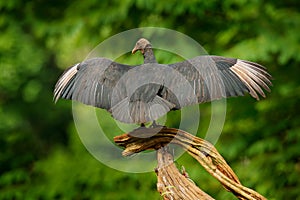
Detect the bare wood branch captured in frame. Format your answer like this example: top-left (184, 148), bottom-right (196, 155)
top-left (114, 126), bottom-right (267, 200)
top-left (156, 147), bottom-right (214, 200)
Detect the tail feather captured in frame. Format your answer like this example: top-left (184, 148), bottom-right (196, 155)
top-left (110, 96), bottom-right (175, 124)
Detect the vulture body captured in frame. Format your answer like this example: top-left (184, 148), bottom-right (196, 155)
top-left (54, 38), bottom-right (272, 124)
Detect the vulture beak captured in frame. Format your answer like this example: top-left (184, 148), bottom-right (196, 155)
top-left (132, 45), bottom-right (144, 54)
top-left (131, 46), bottom-right (138, 54)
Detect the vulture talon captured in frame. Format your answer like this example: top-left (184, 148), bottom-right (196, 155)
top-left (150, 120), bottom-right (161, 128)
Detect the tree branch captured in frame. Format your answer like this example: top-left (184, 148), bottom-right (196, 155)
top-left (114, 126), bottom-right (266, 200)
top-left (156, 147), bottom-right (214, 200)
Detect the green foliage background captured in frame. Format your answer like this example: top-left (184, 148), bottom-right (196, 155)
top-left (1, 0), bottom-right (300, 199)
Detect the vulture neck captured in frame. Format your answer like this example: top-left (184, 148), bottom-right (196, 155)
top-left (143, 46), bottom-right (156, 63)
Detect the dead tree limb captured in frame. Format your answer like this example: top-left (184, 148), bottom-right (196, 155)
top-left (114, 126), bottom-right (266, 200)
top-left (156, 147), bottom-right (214, 200)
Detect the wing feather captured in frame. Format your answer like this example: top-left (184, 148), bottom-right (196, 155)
top-left (54, 58), bottom-right (133, 110)
top-left (167, 55), bottom-right (272, 108)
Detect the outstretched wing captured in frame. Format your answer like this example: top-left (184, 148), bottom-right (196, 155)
top-left (54, 58), bottom-right (175, 124)
top-left (54, 57), bottom-right (133, 110)
top-left (54, 56), bottom-right (272, 123)
top-left (165, 55), bottom-right (272, 109)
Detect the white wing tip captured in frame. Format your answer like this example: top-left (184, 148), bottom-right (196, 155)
top-left (231, 60), bottom-right (272, 100)
top-left (53, 63), bottom-right (79, 103)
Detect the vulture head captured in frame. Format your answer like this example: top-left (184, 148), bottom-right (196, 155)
top-left (132, 38), bottom-right (151, 54)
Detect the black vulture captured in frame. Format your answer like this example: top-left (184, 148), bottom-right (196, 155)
top-left (54, 38), bottom-right (272, 124)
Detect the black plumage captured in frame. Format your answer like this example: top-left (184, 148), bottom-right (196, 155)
top-left (54, 38), bottom-right (272, 124)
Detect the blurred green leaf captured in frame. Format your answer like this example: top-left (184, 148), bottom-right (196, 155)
top-left (1, 0), bottom-right (300, 199)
